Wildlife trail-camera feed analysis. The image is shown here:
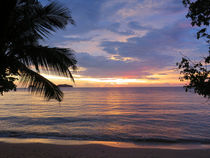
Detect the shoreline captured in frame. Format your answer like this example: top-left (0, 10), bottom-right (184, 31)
top-left (0, 137), bottom-right (210, 150)
top-left (0, 141), bottom-right (210, 158)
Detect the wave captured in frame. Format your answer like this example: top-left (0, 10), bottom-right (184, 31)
top-left (0, 116), bottom-right (106, 125)
top-left (0, 130), bottom-right (210, 145)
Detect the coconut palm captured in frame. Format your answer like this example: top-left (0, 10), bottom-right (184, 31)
top-left (0, 0), bottom-right (77, 102)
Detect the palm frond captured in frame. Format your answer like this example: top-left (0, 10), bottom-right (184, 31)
top-left (20, 67), bottom-right (63, 102)
top-left (7, 0), bottom-right (74, 44)
top-left (1, 0), bottom-right (77, 101)
top-left (16, 45), bottom-right (77, 82)
top-left (9, 57), bottom-right (63, 102)
top-left (16, 0), bottom-right (74, 39)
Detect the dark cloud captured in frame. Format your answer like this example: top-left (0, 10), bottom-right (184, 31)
top-left (63, 0), bottom-right (106, 34)
top-left (44, 0), bottom-right (188, 46)
top-left (63, 37), bottom-right (93, 42)
top-left (145, 77), bottom-right (160, 80)
top-left (155, 0), bottom-right (186, 14)
top-left (127, 21), bottom-right (148, 30)
top-left (106, 23), bottom-right (135, 35)
top-left (158, 73), bottom-right (168, 75)
top-left (100, 1), bottom-right (127, 18)
top-left (40, 0), bottom-right (206, 81)
top-left (101, 21), bottom-right (199, 69)
top-left (42, 0), bottom-right (106, 46)
top-left (75, 52), bottom-right (152, 78)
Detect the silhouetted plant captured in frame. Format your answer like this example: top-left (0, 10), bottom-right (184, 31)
top-left (177, 0), bottom-right (210, 98)
top-left (0, 0), bottom-right (77, 102)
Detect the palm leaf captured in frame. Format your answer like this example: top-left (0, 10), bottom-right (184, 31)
top-left (15, 0), bottom-right (74, 40)
top-left (20, 68), bottom-right (63, 102)
top-left (1, 0), bottom-right (77, 101)
top-left (9, 57), bottom-right (63, 102)
top-left (7, 0), bottom-right (74, 45)
top-left (15, 45), bottom-right (77, 82)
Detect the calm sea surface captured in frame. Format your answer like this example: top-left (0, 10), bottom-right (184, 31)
top-left (0, 87), bottom-right (210, 144)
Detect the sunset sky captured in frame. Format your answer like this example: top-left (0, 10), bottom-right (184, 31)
top-left (42, 0), bottom-right (207, 87)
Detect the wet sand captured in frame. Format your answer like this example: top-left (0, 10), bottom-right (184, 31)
top-left (0, 142), bottom-right (210, 158)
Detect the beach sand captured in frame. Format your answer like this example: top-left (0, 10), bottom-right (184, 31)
top-left (0, 142), bottom-right (209, 158)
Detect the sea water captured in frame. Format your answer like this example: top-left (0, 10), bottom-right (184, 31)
top-left (0, 87), bottom-right (210, 145)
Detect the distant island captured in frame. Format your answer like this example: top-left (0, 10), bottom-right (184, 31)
top-left (57, 84), bottom-right (73, 88)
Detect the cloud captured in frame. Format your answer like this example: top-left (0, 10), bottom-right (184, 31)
top-left (75, 52), bottom-right (153, 78)
top-left (40, 0), bottom-right (207, 86)
top-left (158, 73), bottom-right (168, 76)
top-left (101, 20), bottom-right (202, 68)
top-left (145, 77), bottom-right (160, 80)
top-left (106, 23), bottom-right (135, 36)
top-left (63, 0), bottom-right (107, 34)
top-left (45, 0), bottom-right (186, 45)
top-left (127, 21), bottom-right (148, 30)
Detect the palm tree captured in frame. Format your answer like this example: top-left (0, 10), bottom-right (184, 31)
top-left (0, 0), bottom-right (77, 102)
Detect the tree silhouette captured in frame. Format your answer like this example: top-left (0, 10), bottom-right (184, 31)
top-left (177, 0), bottom-right (210, 98)
top-left (0, 0), bottom-right (77, 102)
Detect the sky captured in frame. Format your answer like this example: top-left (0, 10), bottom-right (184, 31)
top-left (42, 0), bottom-right (208, 87)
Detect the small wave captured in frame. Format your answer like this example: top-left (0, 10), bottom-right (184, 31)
top-left (0, 116), bottom-right (107, 125)
top-left (0, 130), bottom-right (210, 145)
top-left (130, 138), bottom-right (210, 144)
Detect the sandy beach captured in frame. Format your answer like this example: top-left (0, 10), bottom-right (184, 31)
top-left (0, 142), bottom-right (209, 158)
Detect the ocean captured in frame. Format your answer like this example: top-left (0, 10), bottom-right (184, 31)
top-left (0, 87), bottom-right (210, 146)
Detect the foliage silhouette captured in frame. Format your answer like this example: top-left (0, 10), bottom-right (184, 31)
top-left (0, 0), bottom-right (77, 102)
top-left (177, 0), bottom-right (210, 98)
